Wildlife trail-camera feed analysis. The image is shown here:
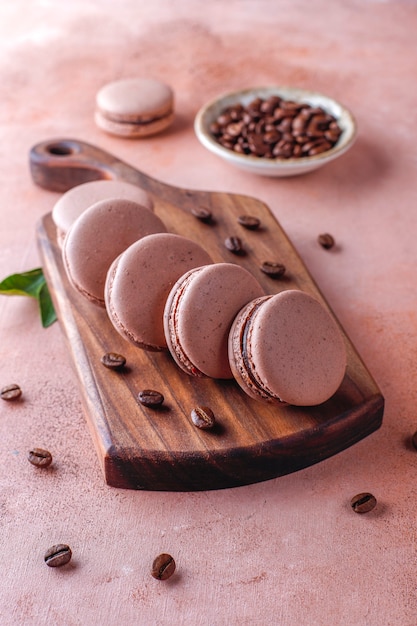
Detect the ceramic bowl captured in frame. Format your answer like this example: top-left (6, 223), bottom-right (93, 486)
top-left (194, 86), bottom-right (357, 177)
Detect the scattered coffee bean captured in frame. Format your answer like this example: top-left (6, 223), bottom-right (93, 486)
top-left (210, 95), bottom-right (342, 159)
top-left (28, 448), bottom-right (53, 468)
top-left (318, 233), bottom-right (335, 249)
top-left (101, 352), bottom-right (126, 370)
top-left (350, 492), bottom-right (377, 514)
top-left (191, 406), bottom-right (215, 430)
top-left (151, 553), bottom-right (176, 580)
top-left (191, 206), bottom-right (213, 223)
top-left (411, 430), bottom-right (417, 450)
top-left (237, 215), bottom-right (261, 230)
top-left (260, 261), bottom-right (286, 278)
top-left (44, 544), bottom-right (72, 568)
top-left (138, 389), bottom-right (164, 408)
top-left (224, 236), bottom-right (243, 254)
top-left (0, 384), bottom-right (22, 401)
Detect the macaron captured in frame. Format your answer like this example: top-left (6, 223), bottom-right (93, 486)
top-left (95, 77), bottom-right (174, 138)
top-left (63, 198), bottom-right (166, 307)
top-left (105, 233), bottom-right (213, 351)
top-left (52, 179), bottom-right (153, 245)
top-left (164, 263), bottom-right (265, 379)
top-left (228, 290), bottom-right (347, 406)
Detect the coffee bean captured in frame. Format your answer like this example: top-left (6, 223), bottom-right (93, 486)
top-left (308, 140), bottom-right (332, 156)
top-left (273, 142), bottom-right (294, 158)
top-left (233, 143), bottom-right (248, 154)
top-left (307, 114), bottom-right (330, 134)
top-left (237, 215), bottom-right (261, 230)
top-left (44, 544), bottom-right (72, 568)
top-left (209, 121), bottom-right (221, 135)
top-left (247, 134), bottom-right (269, 156)
top-left (264, 130), bottom-right (281, 144)
top-left (138, 389), bottom-right (164, 408)
top-left (191, 406), bottom-right (215, 430)
top-left (260, 95), bottom-right (282, 114)
top-left (324, 129), bottom-right (342, 142)
top-left (229, 103), bottom-right (244, 120)
top-left (301, 140), bottom-right (319, 154)
top-left (151, 553), bottom-right (176, 580)
top-left (1, 384), bottom-right (22, 401)
top-left (101, 352), bottom-right (126, 370)
top-left (318, 233), bottom-right (335, 249)
top-left (224, 236), bottom-right (243, 254)
top-left (350, 492), bottom-right (377, 514)
top-left (210, 97), bottom-right (342, 160)
top-left (28, 448), bottom-right (53, 468)
top-left (260, 261), bottom-right (286, 278)
top-left (217, 113), bottom-right (233, 126)
top-left (191, 206), bottom-right (213, 223)
top-left (292, 114), bottom-right (310, 133)
top-left (226, 122), bottom-right (244, 137)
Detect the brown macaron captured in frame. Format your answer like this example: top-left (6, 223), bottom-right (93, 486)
top-left (105, 233), bottom-right (213, 351)
top-left (63, 198), bottom-right (166, 307)
top-left (95, 77), bottom-right (174, 138)
top-left (164, 263), bottom-right (265, 379)
top-left (52, 179), bottom-right (154, 246)
top-left (228, 290), bottom-right (347, 406)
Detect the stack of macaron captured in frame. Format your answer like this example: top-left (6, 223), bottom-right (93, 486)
top-left (54, 180), bottom-right (346, 407)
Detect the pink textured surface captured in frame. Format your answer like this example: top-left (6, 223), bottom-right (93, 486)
top-left (0, 1), bottom-right (416, 624)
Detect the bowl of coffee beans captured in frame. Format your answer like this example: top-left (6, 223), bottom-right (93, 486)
top-left (194, 86), bottom-right (356, 177)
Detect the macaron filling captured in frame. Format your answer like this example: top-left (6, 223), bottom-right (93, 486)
top-left (165, 269), bottom-right (206, 377)
top-left (237, 297), bottom-right (283, 402)
top-left (99, 109), bottom-right (173, 126)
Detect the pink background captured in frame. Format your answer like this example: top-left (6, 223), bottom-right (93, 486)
top-left (1, 1), bottom-right (416, 624)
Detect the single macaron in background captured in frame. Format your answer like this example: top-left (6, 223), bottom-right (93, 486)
top-left (95, 77), bottom-right (175, 138)
top-left (52, 179), bottom-right (154, 245)
top-left (105, 233), bottom-right (213, 351)
top-left (63, 198), bottom-right (166, 307)
top-left (164, 263), bottom-right (265, 379)
top-left (228, 290), bottom-right (347, 406)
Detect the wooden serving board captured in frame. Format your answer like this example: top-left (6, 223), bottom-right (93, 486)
top-left (32, 139), bottom-right (384, 491)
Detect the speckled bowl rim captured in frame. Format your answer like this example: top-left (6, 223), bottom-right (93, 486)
top-left (194, 86), bottom-right (357, 175)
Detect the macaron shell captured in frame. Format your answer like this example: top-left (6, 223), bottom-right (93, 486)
top-left (52, 179), bottom-right (154, 237)
top-left (62, 198), bottom-right (166, 307)
top-left (105, 233), bottom-right (213, 350)
top-left (164, 263), bottom-right (265, 379)
top-left (229, 290), bottom-right (347, 406)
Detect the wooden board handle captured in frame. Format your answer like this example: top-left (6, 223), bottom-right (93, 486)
top-left (29, 138), bottom-right (186, 201)
top-left (29, 137), bottom-right (278, 218)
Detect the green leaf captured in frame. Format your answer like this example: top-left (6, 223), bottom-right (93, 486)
top-left (38, 281), bottom-right (57, 328)
top-left (0, 268), bottom-right (45, 298)
top-left (0, 267), bottom-right (57, 327)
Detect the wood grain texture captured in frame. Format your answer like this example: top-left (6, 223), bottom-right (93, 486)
top-left (32, 139), bottom-right (384, 491)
